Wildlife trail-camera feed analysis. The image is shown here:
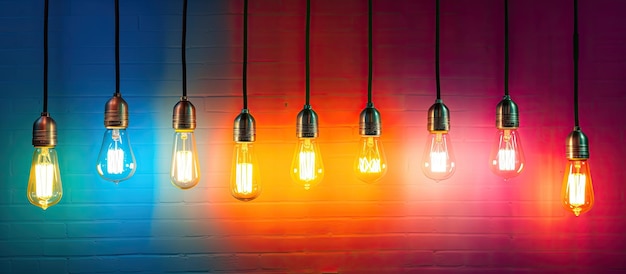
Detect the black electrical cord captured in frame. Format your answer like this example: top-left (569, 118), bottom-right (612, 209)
top-left (573, 0), bottom-right (579, 127)
top-left (43, 0), bottom-right (49, 113)
top-left (435, 0), bottom-right (441, 100)
top-left (367, 0), bottom-right (373, 106)
top-left (242, 0), bottom-right (248, 109)
top-left (305, 0), bottom-right (310, 106)
top-left (182, 0), bottom-right (188, 97)
top-left (115, 0), bottom-right (120, 96)
top-left (504, 0), bottom-right (509, 96)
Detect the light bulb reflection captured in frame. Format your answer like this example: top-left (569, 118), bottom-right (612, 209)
top-left (291, 138), bottom-right (324, 190)
top-left (231, 142), bottom-right (261, 201)
top-left (27, 147), bottom-right (62, 210)
top-left (422, 132), bottom-right (455, 181)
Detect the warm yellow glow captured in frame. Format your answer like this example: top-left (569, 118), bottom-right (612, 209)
top-left (231, 142), bottom-right (261, 201)
top-left (567, 173), bottom-right (586, 207)
top-left (291, 138), bottom-right (324, 190)
top-left (498, 148), bottom-right (515, 171)
top-left (170, 131), bottom-right (200, 189)
top-left (235, 163), bottom-right (253, 194)
top-left (355, 136), bottom-right (387, 182)
top-left (561, 160), bottom-right (594, 217)
top-left (27, 147), bottom-right (62, 210)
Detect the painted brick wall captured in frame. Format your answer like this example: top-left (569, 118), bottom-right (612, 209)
top-left (1, 0), bottom-right (625, 273)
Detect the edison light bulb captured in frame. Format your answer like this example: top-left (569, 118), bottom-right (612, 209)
top-left (489, 129), bottom-right (524, 179)
top-left (231, 109), bottom-right (261, 201)
top-left (561, 127), bottom-right (594, 216)
top-left (490, 95), bottom-right (524, 179)
top-left (27, 113), bottom-right (62, 210)
top-left (96, 94), bottom-right (136, 183)
top-left (171, 131), bottom-right (200, 189)
top-left (170, 98), bottom-right (200, 189)
top-left (292, 105), bottom-right (324, 190)
top-left (422, 132), bottom-right (456, 181)
top-left (422, 99), bottom-right (455, 182)
top-left (354, 105), bottom-right (387, 183)
top-left (291, 137), bottom-right (324, 190)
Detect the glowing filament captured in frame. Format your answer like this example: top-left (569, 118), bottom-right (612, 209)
top-left (35, 163), bottom-right (53, 199)
top-left (359, 157), bottom-right (382, 173)
top-left (236, 163), bottom-right (253, 194)
top-left (175, 151), bottom-right (193, 183)
top-left (430, 151), bottom-right (447, 172)
top-left (498, 148), bottom-right (516, 171)
top-left (299, 151), bottom-right (316, 181)
top-left (568, 173), bottom-right (586, 207)
top-left (107, 148), bottom-right (125, 174)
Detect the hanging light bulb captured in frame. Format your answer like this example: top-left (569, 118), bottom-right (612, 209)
top-left (489, 96), bottom-right (525, 179)
top-left (96, 0), bottom-right (136, 183)
top-left (96, 94), bottom-right (137, 183)
top-left (354, 0), bottom-right (387, 184)
top-left (291, 106), bottom-right (324, 190)
top-left (291, 0), bottom-right (323, 190)
top-left (355, 105), bottom-right (387, 183)
top-left (422, 99), bottom-right (456, 181)
top-left (171, 97), bottom-right (200, 189)
top-left (27, 113), bottom-right (63, 210)
top-left (231, 109), bottom-right (261, 200)
top-left (489, 1), bottom-right (524, 180)
top-left (28, 0), bottom-right (62, 210)
top-left (561, 128), bottom-right (594, 216)
top-left (170, 0), bottom-right (200, 189)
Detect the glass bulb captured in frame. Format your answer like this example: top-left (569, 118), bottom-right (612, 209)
top-left (489, 129), bottom-right (525, 179)
top-left (27, 147), bottom-right (62, 210)
top-left (422, 132), bottom-right (456, 182)
top-left (291, 138), bottom-right (324, 190)
top-left (170, 131), bottom-right (200, 189)
top-left (230, 142), bottom-right (261, 201)
top-left (96, 128), bottom-right (136, 183)
top-left (354, 136), bottom-right (387, 184)
top-left (561, 160), bottom-right (594, 216)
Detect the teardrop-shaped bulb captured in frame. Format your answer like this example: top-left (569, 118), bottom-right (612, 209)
top-left (27, 147), bottom-right (63, 210)
top-left (96, 128), bottom-right (136, 183)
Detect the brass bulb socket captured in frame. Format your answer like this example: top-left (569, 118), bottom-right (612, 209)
top-left (496, 95), bottom-right (519, 129)
top-left (427, 99), bottom-right (450, 132)
top-left (359, 105), bottom-right (381, 136)
top-left (234, 109), bottom-right (256, 142)
top-left (173, 97), bottom-right (196, 130)
top-left (104, 94), bottom-right (129, 129)
top-left (566, 126), bottom-right (589, 160)
top-left (296, 105), bottom-right (319, 138)
top-left (32, 112), bottom-right (57, 147)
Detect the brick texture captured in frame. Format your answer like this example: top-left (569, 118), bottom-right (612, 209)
top-left (1, 0), bottom-right (625, 273)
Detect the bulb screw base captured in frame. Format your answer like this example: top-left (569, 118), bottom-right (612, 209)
top-left (173, 97), bottom-right (196, 130)
top-left (427, 99), bottom-right (450, 132)
top-left (104, 93), bottom-right (129, 129)
top-left (566, 126), bottom-right (589, 160)
top-left (234, 109), bottom-right (256, 142)
top-left (296, 105), bottom-right (319, 138)
top-left (496, 95), bottom-right (519, 129)
top-left (359, 104), bottom-right (381, 136)
top-left (32, 112), bottom-right (57, 147)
